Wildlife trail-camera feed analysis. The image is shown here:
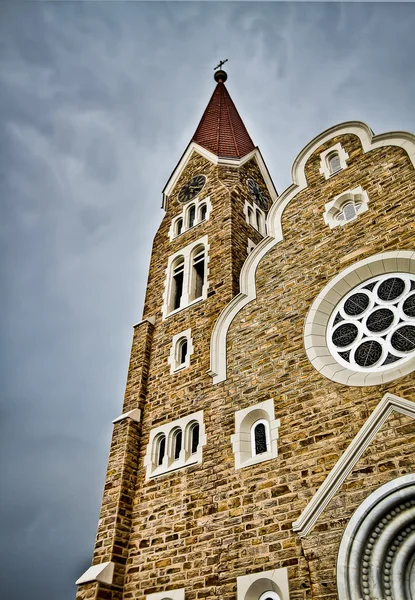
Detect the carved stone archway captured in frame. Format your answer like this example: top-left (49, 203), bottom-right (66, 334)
top-left (337, 474), bottom-right (415, 600)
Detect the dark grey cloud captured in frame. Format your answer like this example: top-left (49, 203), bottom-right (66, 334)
top-left (1, 2), bottom-right (415, 599)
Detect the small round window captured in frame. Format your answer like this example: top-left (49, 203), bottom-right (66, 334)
top-left (327, 273), bottom-right (415, 372)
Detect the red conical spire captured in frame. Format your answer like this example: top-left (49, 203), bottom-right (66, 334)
top-left (191, 69), bottom-right (255, 159)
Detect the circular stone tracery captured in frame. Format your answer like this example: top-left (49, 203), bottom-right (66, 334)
top-left (328, 273), bottom-right (415, 372)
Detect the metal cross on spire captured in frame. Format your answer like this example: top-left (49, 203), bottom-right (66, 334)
top-left (214, 59), bottom-right (228, 71)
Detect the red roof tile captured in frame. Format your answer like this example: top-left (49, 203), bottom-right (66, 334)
top-left (191, 81), bottom-right (255, 159)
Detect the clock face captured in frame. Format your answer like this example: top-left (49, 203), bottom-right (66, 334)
top-left (247, 178), bottom-right (268, 211)
top-left (178, 175), bottom-right (206, 204)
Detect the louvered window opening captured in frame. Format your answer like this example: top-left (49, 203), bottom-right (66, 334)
top-left (328, 273), bottom-right (415, 371)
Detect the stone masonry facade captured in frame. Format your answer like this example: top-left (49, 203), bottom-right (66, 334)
top-left (76, 127), bottom-right (415, 600)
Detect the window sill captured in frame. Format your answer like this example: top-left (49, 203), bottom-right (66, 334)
top-left (148, 456), bottom-right (200, 479)
top-left (165, 296), bottom-right (204, 319)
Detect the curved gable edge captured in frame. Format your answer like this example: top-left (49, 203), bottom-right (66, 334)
top-left (208, 121), bottom-right (415, 384)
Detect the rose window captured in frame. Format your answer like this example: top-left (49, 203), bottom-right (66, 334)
top-left (327, 273), bottom-right (415, 371)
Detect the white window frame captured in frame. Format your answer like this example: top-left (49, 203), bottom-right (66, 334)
top-left (147, 590), bottom-right (185, 600)
top-left (237, 568), bottom-right (290, 600)
top-left (231, 400), bottom-right (280, 469)
top-left (244, 200), bottom-right (266, 236)
top-left (319, 142), bottom-right (349, 179)
top-left (168, 196), bottom-right (212, 240)
top-left (168, 329), bottom-right (193, 374)
top-left (144, 411), bottom-right (206, 479)
top-left (162, 236), bottom-right (210, 319)
top-left (323, 185), bottom-right (369, 229)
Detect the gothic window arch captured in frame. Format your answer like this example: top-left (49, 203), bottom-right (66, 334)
top-left (145, 411), bottom-right (206, 478)
top-left (155, 434), bottom-right (166, 467)
top-left (232, 400), bottom-right (280, 469)
top-left (199, 203), bottom-right (207, 222)
top-left (172, 428), bottom-right (182, 461)
top-left (251, 419), bottom-right (270, 456)
top-left (319, 142), bottom-right (349, 179)
top-left (187, 204), bottom-right (196, 228)
top-left (327, 151), bottom-right (341, 174)
top-left (189, 245), bottom-right (206, 302)
top-left (169, 256), bottom-right (185, 312)
top-left (236, 568), bottom-right (290, 600)
top-left (169, 329), bottom-right (193, 373)
top-left (163, 236), bottom-right (209, 319)
top-left (175, 217), bottom-right (183, 237)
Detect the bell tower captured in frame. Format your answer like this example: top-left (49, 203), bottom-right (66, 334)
top-left (75, 67), bottom-right (277, 600)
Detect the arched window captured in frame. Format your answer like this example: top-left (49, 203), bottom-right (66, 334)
top-left (188, 205), bottom-right (196, 228)
top-left (190, 246), bottom-right (205, 301)
top-left (251, 419), bottom-right (270, 456)
top-left (247, 206), bottom-right (254, 226)
top-left (173, 429), bottom-right (182, 460)
top-left (190, 423), bottom-right (200, 454)
top-left (199, 203), bottom-right (207, 222)
top-left (157, 435), bottom-right (166, 466)
top-left (176, 337), bottom-right (188, 367)
top-left (256, 210), bottom-right (264, 235)
top-left (328, 152), bottom-right (341, 174)
top-left (169, 256), bottom-right (185, 311)
top-left (175, 218), bottom-right (183, 237)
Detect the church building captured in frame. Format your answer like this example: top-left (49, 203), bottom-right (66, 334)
top-left (75, 66), bottom-right (415, 600)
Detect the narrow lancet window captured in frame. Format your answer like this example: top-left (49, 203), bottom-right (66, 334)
top-left (170, 256), bottom-right (185, 311)
top-left (199, 203), bottom-right (207, 222)
top-left (190, 246), bottom-right (205, 301)
top-left (177, 338), bottom-right (188, 367)
top-left (252, 421), bottom-right (268, 456)
top-left (190, 423), bottom-right (200, 454)
top-left (328, 152), bottom-right (341, 174)
top-left (188, 205), bottom-right (196, 228)
top-left (175, 218), bottom-right (183, 237)
top-left (173, 430), bottom-right (182, 460)
top-left (157, 435), bottom-right (166, 466)
top-left (256, 210), bottom-right (264, 235)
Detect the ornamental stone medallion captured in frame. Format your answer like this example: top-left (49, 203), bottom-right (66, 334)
top-left (337, 474), bottom-right (415, 600)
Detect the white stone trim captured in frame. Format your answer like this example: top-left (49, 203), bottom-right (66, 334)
top-left (147, 589), bottom-right (185, 600)
top-left (144, 410), bottom-right (206, 479)
top-left (292, 392), bottom-right (415, 537)
top-left (319, 141), bottom-right (349, 179)
top-left (237, 567), bottom-right (290, 600)
top-left (112, 408), bottom-right (141, 424)
top-left (162, 143), bottom-right (278, 210)
top-left (168, 328), bottom-right (194, 374)
top-left (75, 561), bottom-right (115, 585)
top-left (244, 200), bottom-right (266, 235)
top-left (209, 122), bottom-right (415, 384)
top-left (162, 235), bottom-right (210, 320)
top-left (168, 196), bottom-right (212, 241)
top-left (304, 250), bottom-right (415, 386)
top-left (323, 185), bottom-right (369, 229)
top-left (231, 399), bottom-right (280, 470)
top-left (247, 239), bottom-right (256, 254)
top-left (336, 474), bottom-right (415, 600)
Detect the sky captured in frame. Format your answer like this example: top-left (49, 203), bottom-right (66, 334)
top-left (1, 2), bottom-right (415, 599)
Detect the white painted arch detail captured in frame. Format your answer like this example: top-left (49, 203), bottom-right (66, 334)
top-left (292, 393), bottom-right (415, 538)
top-left (209, 121), bottom-right (415, 384)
